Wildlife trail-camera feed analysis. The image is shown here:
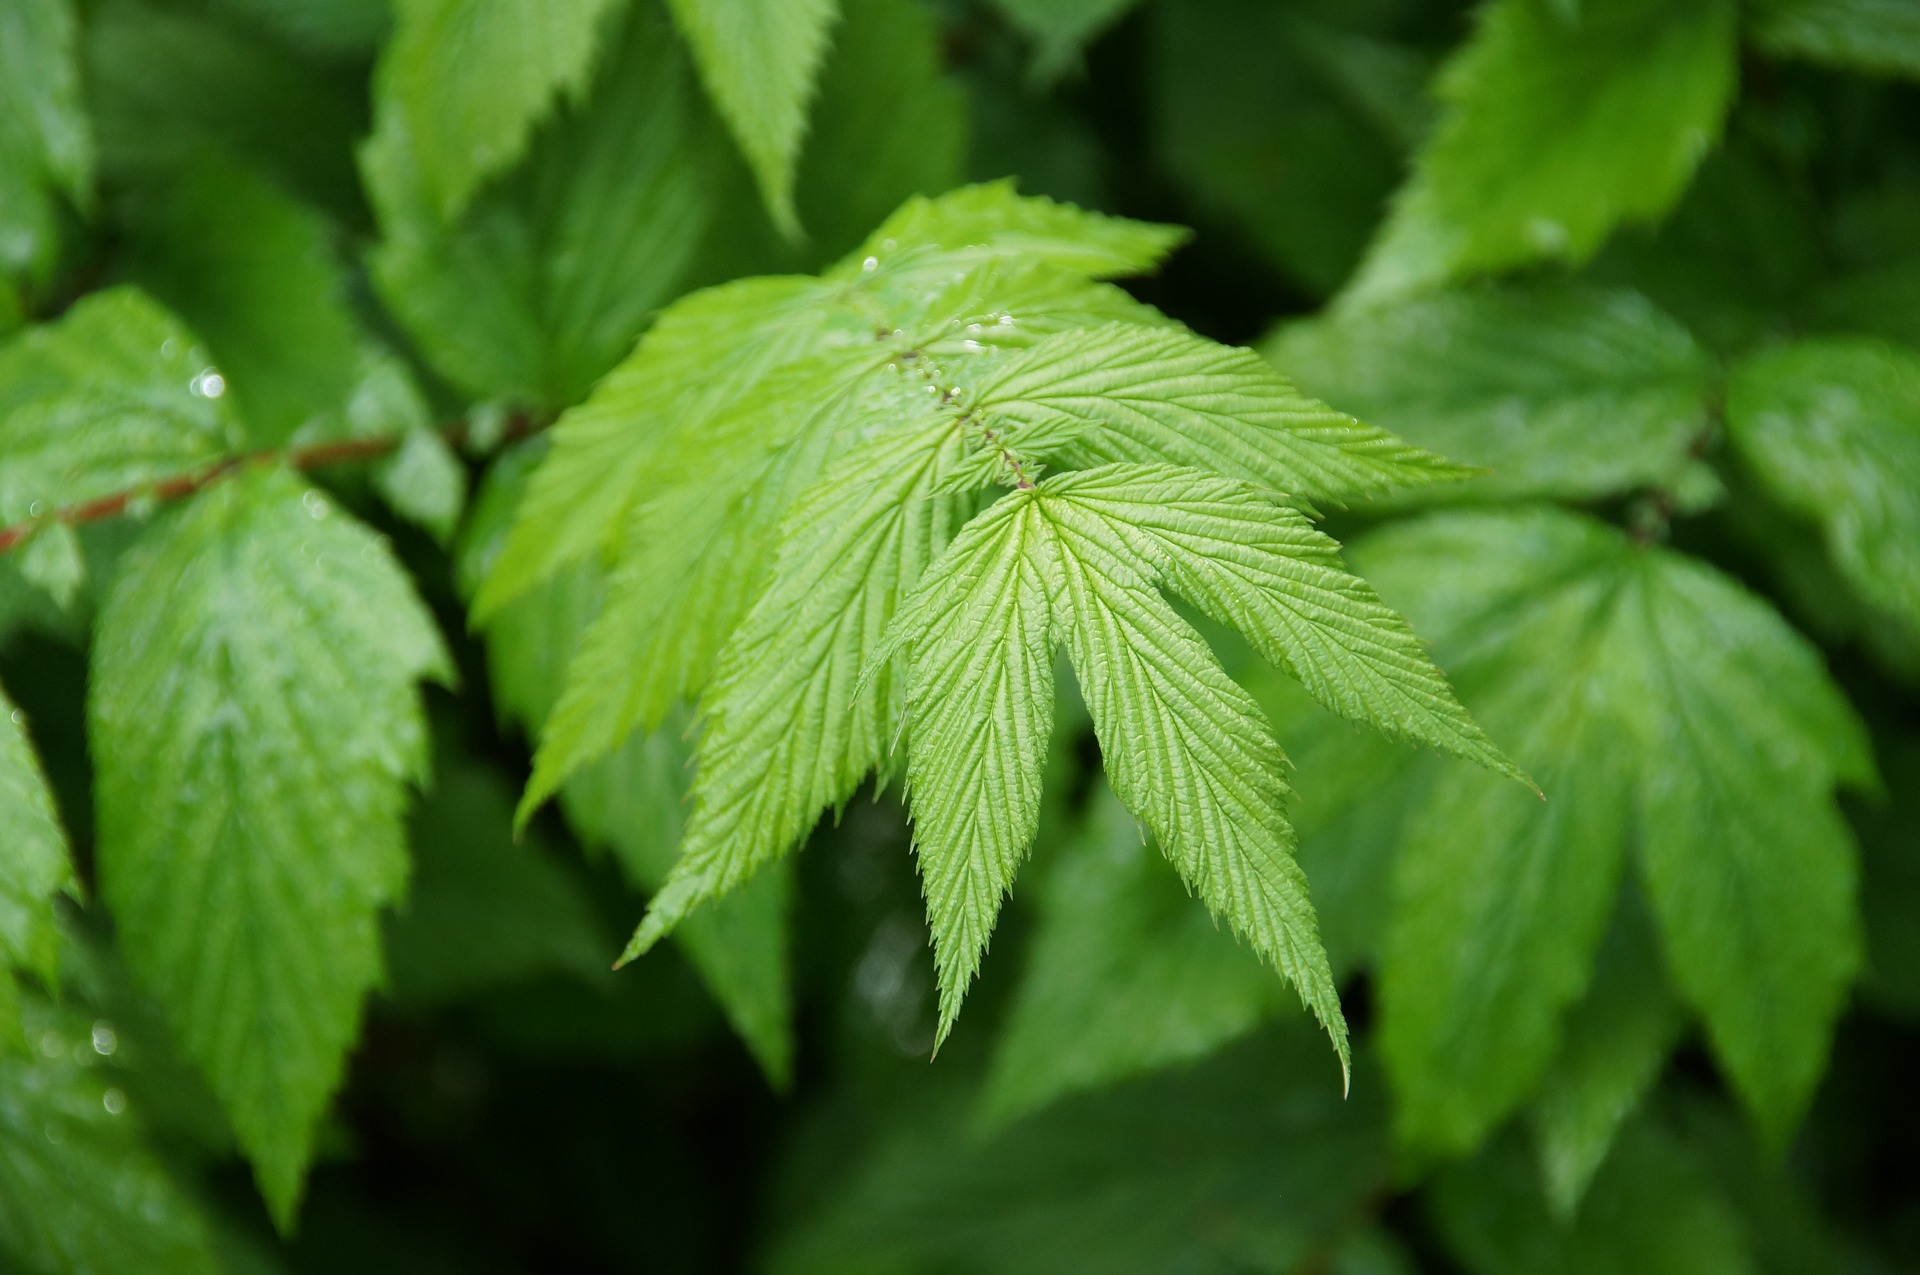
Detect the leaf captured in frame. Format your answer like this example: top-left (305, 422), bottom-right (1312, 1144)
top-left (621, 416), bottom-right (966, 962)
top-left (120, 153), bottom-right (363, 446)
top-left (0, 682), bottom-right (72, 1037)
top-left (884, 471), bottom-right (1056, 1043)
top-left (365, 0), bottom-right (713, 409)
top-left (873, 467), bottom-right (1369, 1067)
top-left (1345, 0), bottom-right (1738, 305)
top-left (523, 349), bottom-right (918, 805)
top-left (456, 443), bottom-right (794, 1083)
top-left (0, 994), bottom-right (221, 1275)
top-left (1612, 548), bottom-right (1868, 1147)
top-left (1266, 284), bottom-right (1716, 504)
top-left (1358, 507), bottom-right (1870, 1153)
top-left (1531, 893), bottom-right (1686, 1217)
top-left (664, 0), bottom-right (839, 238)
top-left (0, 0), bottom-right (91, 290)
top-left (850, 181), bottom-right (1188, 285)
top-left (0, 287), bottom-right (244, 526)
top-left (1374, 513), bottom-right (1637, 1156)
top-left (90, 466), bottom-right (451, 1227)
top-left (474, 184), bottom-right (1183, 616)
top-left (981, 781), bottom-right (1289, 1125)
top-left (471, 275), bottom-right (834, 614)
top-left (993, 0), bottom-right (1142, 78)
top-left (969, 322), bottom-right (1475, 505)
top-left (383, 755), bottom-right (608, 1005)
top-left (1751, 0), bottom-right (1920, 80)
top-left (1032, 464), bottom-right (1520, 774)
top-left (1432, 1120), bottom-right (1756, 1275)
top-left (770, 1027), bottom-right (1390, 1275)
top-left (368, 0), bottom-right (623, 222)
top-left (1725, 339), bottom-right (1920, 644)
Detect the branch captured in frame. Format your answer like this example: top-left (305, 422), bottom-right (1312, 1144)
top-left (0, 413), bottom-right (538, 556)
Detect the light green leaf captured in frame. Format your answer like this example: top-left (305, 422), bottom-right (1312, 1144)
top-left (457, 443), bottom-right (794, 1083)
top-left (1267, 284), bottom-right (1716, 503)
top-left (994, 0), bottom-right (1141, 78)
top-left (369, 0), bottom-right (623, 222)
top-left (0, 0), bottom-right (91, 289)
top-left (771, 1027), bottom-right (1389, 1275)
top-left (0, 683), bottom-right (72, 1037)
top-left (90, 466), bottom-right (451, 1227)
top-left (523, 349), bottom-right (913, 806)
top-left (879, 470), bottom-right (1353, 1069)
top-left (1726, 339), bottom-right (1920, 644)
top-left (1752, 0), bottom-right (1920, 80)
top-left (0, 995), bottom-right (220, 1275)
top-left (1345, 0), bottom-right (1738, 305)
top-left (883, 475), bottom-right (1056, 1042)
top-left (0, 287), bottom-right (244, 526)
top-left (365, 1), bottom-right (712, 409)
top-left (1360, 507), bottom-right (1870, 1154)
top-left (471, 275), bottom-right (834, 614)
top-left (1036, 464), bottom-right (1518, 775)
top-left (121, 153), bottom-right (362, 446)
top-left (474, 184), bottom-right (1181, 615)
top-left (383, 756), bottom-right (607, 1005)
top-left (982, 781), bottom-right (1288, 1125)
top-left (848, 180), bottom-right (1187, 285)
top-left (664, 0), bottom-right (839, 238)
top-left (622, 416), bottom-right (966, 962)
top-left (1532, 895), bottom-right (1685, 1218)
top-left (972, 322), bottom-right (1474, 505)
top-left (1433, 1121), bottom-right (1755, 1275)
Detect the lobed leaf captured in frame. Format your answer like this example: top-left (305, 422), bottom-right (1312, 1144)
top-left (1359, 507), bottom-right (1871, 1154)
top-left (972, 323), bottom-right (1474, 505)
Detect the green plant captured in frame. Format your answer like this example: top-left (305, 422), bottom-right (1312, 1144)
top-left (0, 0), bottom-right (1917, 1270)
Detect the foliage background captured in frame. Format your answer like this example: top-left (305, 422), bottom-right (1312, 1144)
top-left (0, 0), bottom-right (1917, 1271)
